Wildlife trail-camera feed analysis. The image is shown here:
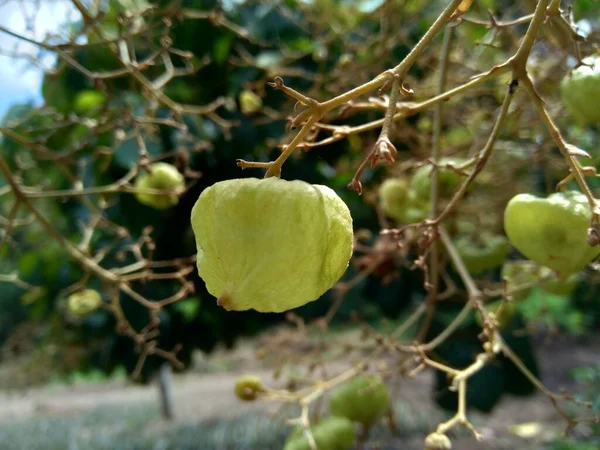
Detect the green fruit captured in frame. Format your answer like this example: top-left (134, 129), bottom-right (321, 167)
top-left (284, 417), bottom-right (355, 450)
top-left (190, 178), bottom-right (353, 312)
top-left (501, 261), bottom-right (539, 301)
top-left (454, 233), bottom-right (509, 276)
top-left (410, 157), bottom-right (465, 201)
top-left (234, 375), bottom-right (265, 401)
top-left (74, 90), bottom-right (106, 113)
top-left (424, 432), bottom-right (452, 450)
top-left (378, 178), bottom-right (409, 222)
top-left (539, 267), bottom-right (579, 296)
top-left (329, 375), bottom-right (390, 426)
top-left (404, 206), bottom-right (429, 223)
top-left (476, 300), bottom-right (516, 330)
top-left (67, 289), bottom-right (102, 316)
top-left (504, 190), bottom-right (600, 277)
top-left (134, 162), bottom-right (185, 210)
top-left (560, 55), bottom-right (600, 125)
top-left (239, 90), bottom-right (263, 115)
top-left (403, 191), bottom-right (430, 223)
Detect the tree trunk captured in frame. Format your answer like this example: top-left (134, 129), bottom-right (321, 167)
top-left (157, 363), bottom-right (175, 420)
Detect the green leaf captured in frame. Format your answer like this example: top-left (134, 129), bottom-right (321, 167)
top-left (213, 34), bottom-right (235, 65)
top-left (518, 288), bottom-right (587, 334)
top-left (173, 297), bottom-right (201, 322)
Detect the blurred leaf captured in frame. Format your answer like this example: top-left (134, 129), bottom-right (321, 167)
top-left (212, 34), bottom-right (235, 65)
top-left (518, 288), bottom-right (587, 334)
top-left (18, 253), bottom-right (38, 278)
top-left (173, 298), bottom-right (202, 323)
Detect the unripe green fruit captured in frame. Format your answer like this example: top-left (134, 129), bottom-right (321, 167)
top-left (539, 267), bottom-right (579, 296)
top-left (560, 56), bottom-right (600, 125)
top-left (67, 289), bottom-right (102, 316)
top-left (504, 191), bottom-right (600, 277)
top-left (454, 233), bottom-right (509, 276)
top-left (190, 178), bottom-right (353, 312)
top-left (329, 375), bottom-right (390, 426)
top-left (378, 178), bottom-right (409, 222)
top-left (234, 375), bottom-right (265, 401)
top-left (74, 89), bottom-right (106, 114)
top-left (239, 90), bottom-right (263, 115)
top-left (402, 191), bottom-right (430, 223)
top-left (284, 417), bottom-right (355, 450)
top-left (424, 432), bottom-right (452, 450)
top-left (501, 261), bottom-right (539, 301)
top-left (410, 158), bottom-right (465, 201)
top-left (134, 163), bottom-right (185, 210)
top-left (404, 206), bottom-right (429, 223)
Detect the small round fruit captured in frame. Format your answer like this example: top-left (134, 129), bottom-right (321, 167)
top-left (190, 177), bottom-right (353, 312)
top-left (454, 233), bottom-right (509, 276)
top-left (378, 178), bottom-right (409, 222)
top-left (402, 191), bottom-right (430, 223)
top-left (239, 89), bottom-right (263, 115)
top-left (560, 55), bottom-right (600, 125)
top-left (539, 267), bottom-right (579, 296)
top-left (284, 416), bottom-right (355, 450)
top-left (424, 432), bottom-right (452, 450)
top-left (134, 162), bottom-right (185, 210)
top-left (329, 375), bottom-right (390, 426)
top-left (67, 289), bottom-right (102, 316)
top-left (503, 190), bottom-right (600, 277)
top-left (410, 158), bottom-right (465, 201)
top-left (501, 261), bottom-right (539, 301)
top-left (234, 375), bottom-right (265, 401)
top-left (74, 89), bottom-right (106, 114)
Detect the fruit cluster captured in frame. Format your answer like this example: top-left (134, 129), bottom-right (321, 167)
top-left (377, 157), bottom-right (466, 224)
top-left (283, 374), bottom-right (390, 450)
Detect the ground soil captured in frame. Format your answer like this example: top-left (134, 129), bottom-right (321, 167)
top-left (0, 332), bottom-right (598, 449)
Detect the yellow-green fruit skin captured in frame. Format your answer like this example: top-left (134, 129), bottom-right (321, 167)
top-left (74, 89), bottom-right (106, 114)
top-left (134, 162), bottom-right (185, 210)
top-left (67, 289), bottom-right (102, 316)
top-left (424, 432), bottom-right (452, 450)
top-left (539, 267), bottom-right (579, 296)
top-left (190, 178), bottom-right (353, 313)
top-left (378, 178), bottom-right (408, 222)
top-left (410, 158), bottom-right (464, 201)
top-left (234, 375), bottom-right (264, 401)
top-left (239, 90), bottom-right (263, 115)
top-left (329, 375), bottom-right (390, 426)
top-left (284, 417), bottom-right (355, 450)
top-left (560, 56), bottom-right (600, 125)
top-left (501, 261), bottom-right (539, 301)
top-left (454, 233), bottom-right (509, 276)
top-left (503, 191), bottom-right (600, 277)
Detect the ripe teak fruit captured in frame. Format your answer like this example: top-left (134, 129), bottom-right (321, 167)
top-left (134, 162), bottom-right (185, 210)
top-left (329, 374), bottom-right (390, 426)
top-left (560, 55), bottom-right (600, 125)
top-left (504, 191), bottom-right (600, 277)
top-left (190, 178), bottom-right (354, 312)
